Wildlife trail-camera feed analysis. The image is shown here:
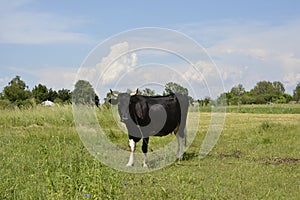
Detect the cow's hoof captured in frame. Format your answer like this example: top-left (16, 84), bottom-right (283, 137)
top-left (176, 154), bottom-right (183, 160)
top-left (126, 163), bottom-right (134, 167)
top-left (143, 163), bottom-right (148, 168)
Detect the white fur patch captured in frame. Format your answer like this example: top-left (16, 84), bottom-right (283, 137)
top-left (129, 139), bottom-right (135, 152)
top-left (127, 139), bottom-right (135, 167)
top-left (143, 153), bottom-right (148, 168)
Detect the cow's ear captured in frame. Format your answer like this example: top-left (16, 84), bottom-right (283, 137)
top-left (135, 102), bottom-right (147, 119)
top-left (109, 98), bottom-right (118, 105)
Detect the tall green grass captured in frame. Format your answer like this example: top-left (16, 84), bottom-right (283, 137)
top-left (0, 105), bottom-right (299, 199)
top-left (193, 103), bottom-right (300, 114)
top-left (226, 103), bottom-right (300, 114)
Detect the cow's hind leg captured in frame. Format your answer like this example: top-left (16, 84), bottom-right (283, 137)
top-left (175, 93), bottom-right (188, 159)
top-left (176, 132), bottom-right (184, 159)
top-left (142, 138), bottom-right (149, 167)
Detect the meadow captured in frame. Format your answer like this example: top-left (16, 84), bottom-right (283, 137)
top-left (0, 104), bottom-right (299, 199)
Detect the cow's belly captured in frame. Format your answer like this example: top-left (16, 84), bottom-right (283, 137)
top-left (153, 123), bottom-right (179, 137)
top-left (153, 131), bottom-right (171, 137)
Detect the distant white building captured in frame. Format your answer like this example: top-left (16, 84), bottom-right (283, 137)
top-left (41, 100), bottom-right (55, 107)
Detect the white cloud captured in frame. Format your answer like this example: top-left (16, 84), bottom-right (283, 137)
top-left (183, 66), bottom-right (204, 83)
top-left (182, 60), bottom-right (216, 83)
top-left (0, 76), bottom-right (10, 90)
top-left (283, 73), bottom-right (300, 89)
top-left (4, 65), bottom-right (78, 90)
top-left (77, 41), bottom-right (138, 91)
top-left (0, 66), bottom-right (80, 98)
top-left (178, 19), bottom-right (300, 93)
top-left (34, 67), bottom-right (78, 90)
top-left (278, 53), bottom-right (300, 72)
top-left (98, 42), bottom-right (137, 85)
top-left (0, 1), bottom-right (91, 44)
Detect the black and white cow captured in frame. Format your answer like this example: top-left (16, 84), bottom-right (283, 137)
top-left (109, 89), bottom-right (188, 167)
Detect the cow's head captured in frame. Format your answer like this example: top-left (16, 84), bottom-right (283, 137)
top-left (109, 89), bottom-right (138, 122)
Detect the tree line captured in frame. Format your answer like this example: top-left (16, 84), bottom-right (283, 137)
top-left (1, 75), bottom-right (300, 109)
top-left (217, 81), bottom-right (300, 105)
top-left (0, 76), bottom-right (73, 109)
top-left (0, 76), bottom-right (192, 109)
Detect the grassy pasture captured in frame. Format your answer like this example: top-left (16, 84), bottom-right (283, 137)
top-left (0, 105), bottom-right (300, 199)
top-left (197, 103), bottom-right (300, 114)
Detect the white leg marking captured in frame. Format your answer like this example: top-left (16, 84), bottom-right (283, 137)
top-left (126, 139), bottom-right (135, 167)
top-left (143, 153), bottom-right (148, 168)
top-left (176, 133), bottom-right (184, 159)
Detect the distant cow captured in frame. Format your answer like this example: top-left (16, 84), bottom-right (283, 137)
top-left (109, 89), bottom-right (188, 167)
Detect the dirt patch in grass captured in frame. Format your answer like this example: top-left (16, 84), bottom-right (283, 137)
top-left (219, 150), bottom-right (242, 159)
top-left (254, 157), bottom-right (300, 165)
top-left (218, 150), bottom-right (300, 166)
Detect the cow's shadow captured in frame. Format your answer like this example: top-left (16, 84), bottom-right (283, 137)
top-left (146, 151), bottom-right (198, 169)
top-left (182, 152), bottom-right (198, 161)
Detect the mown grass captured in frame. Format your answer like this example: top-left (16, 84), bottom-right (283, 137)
top-left (0, 105), bottom-right (299, 199)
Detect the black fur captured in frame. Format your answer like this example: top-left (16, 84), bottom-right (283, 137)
top-left (109, 91), bottom-right (188, 154)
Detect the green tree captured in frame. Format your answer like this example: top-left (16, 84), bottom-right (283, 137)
top-left (3, 76), bottom-right (31, 102)
top-left (48, 88), bottom-right (58, 102)
top-left (283, 93), bottom-right (293, 103)
top-left (251, 81), bottom-right (285, 103)
top-left (57, 88), bottom-right (72, 103)
top-left (198, 96), bottom-right (212, 106)
top-left (32, 84), bottom-right (49, 103)
top-left (164, 82), bottom-right (188, 96)
top-left (163, 82), bottom-right (194, 105)
top-left (216, 92), bottom-right (228, 106)
top-left (141, 88), bottom-right (155, 96)
top-left (203, 97), bottom-right (211, 106)
top-left (229, 84), bottom-right (245, 105)
top-left (241, 91), bottom-right (256, 104)
top-left (73, 80), bottom-right (98, 105)
top-left (272, 81), bottom-right (285, 95)
top-left (251, 81), bottom-right (273, 96)
top-left (230, 84), bottom-right (245, 96)
top-left (293, 82), bottom-right (300, 102)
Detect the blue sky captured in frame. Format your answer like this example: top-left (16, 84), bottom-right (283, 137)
top-left (1, 0), bottom-right (300, 99)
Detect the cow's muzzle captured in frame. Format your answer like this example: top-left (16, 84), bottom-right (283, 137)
top-left (121, 114), bottom-right (129, 122)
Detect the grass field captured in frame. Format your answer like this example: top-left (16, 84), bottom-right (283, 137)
top-left (196, 103), bottom-right (300, 114)
top-left (0, 105), bottom-right (300, 199)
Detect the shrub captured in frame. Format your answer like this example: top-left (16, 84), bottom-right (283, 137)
top-left (0, 99), bottom-right (11, 109)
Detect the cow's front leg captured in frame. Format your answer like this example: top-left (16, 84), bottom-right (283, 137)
top-left (126, 139), bottom-right (136, 167)
top-left (142, 138), bottom-right (149, 167)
